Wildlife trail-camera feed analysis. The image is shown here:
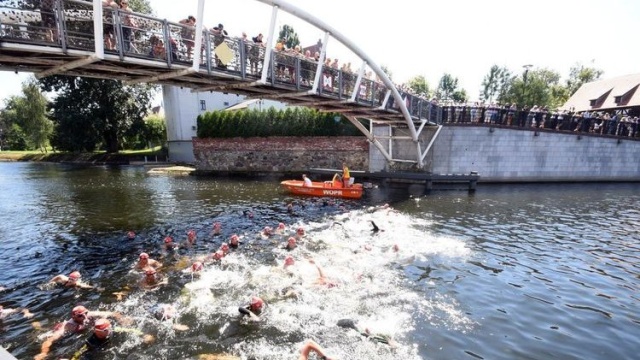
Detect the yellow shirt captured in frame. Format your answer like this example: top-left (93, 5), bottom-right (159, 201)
top-left (342, 166), bottom-right (350, 178)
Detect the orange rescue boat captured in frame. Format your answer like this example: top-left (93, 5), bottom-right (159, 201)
top-left (281, 175), bottom-right (363, 199)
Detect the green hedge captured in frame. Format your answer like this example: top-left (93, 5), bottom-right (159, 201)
top-left (197, 107), bottom-right (365, 138)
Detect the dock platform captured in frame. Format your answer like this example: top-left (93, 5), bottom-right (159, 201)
top-left (309, 169), bottom-right (479, 192)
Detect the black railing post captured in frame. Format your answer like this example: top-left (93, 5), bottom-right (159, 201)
top-left (206, 31), bottom-right (212, 74)
top-left (338, 70), bottom-right (343, 99)
top-left (294, 57), bottom-right (301, 90)
top-left (56, 0), bottom-right (67, 53)
top-left (239, 38), bottom-right (246, 79)
top-left (162, 20), bottom-right (171, 68)
top-left (115, 9), bottom-right (124, 60)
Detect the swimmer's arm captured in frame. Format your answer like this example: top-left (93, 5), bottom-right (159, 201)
top-left (35, 328), bottom-right (65, 360)
top-left (298, 340), bottom-right (334, 360)
top-left (49, 275), bottom-right (66, 284)
top-left (238, 307), bottom-right (260, 321)
top-left (75, 282), bottom-right (94, 290)
top-left (21, 308), bottom-right (34, 318)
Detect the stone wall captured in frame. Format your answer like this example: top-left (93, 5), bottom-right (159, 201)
top-left (193, 137), bottom-right (368, 173)
top-left (430, 126), bottom-right (640, 182)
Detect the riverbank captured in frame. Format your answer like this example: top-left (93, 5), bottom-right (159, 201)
top-left (0, 149), bottom-right (169, 165)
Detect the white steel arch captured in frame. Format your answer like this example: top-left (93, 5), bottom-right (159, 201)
top-left (253, 0), bottom-right (427, 167)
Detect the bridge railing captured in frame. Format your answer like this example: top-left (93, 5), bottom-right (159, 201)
top-left (1, 0), bottom-right (438, 123)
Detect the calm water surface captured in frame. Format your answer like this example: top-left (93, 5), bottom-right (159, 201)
top-left (0, 162), bottom-right (638, 360)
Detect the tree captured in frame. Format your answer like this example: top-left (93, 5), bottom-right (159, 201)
top-left (127, 0), bottom-right (153, 14)
top-left (406, 75), bottom-right (430, 98)
top-left (501, 67), bottom-right (564, 109)
top-left (452, 89), bottom-right (468, 103)
top-left (435, 73), bottom-right (459, 102)
top-left (1, 78), bottom-right (53, 152)
top-left (40, 77), bottom-right (154, 153)
top-left (480, 65), bottom-right (513, 104)
top-left (278, 25), bottom-right (300, 49)
top-left (566, 63), bottom-right (603, 96)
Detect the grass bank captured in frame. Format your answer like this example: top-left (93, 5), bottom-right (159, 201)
top-left (0, 147), bottom-right (168, 164)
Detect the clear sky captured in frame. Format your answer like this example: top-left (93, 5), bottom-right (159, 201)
top-left (1, 0), bottom-right (639, 106)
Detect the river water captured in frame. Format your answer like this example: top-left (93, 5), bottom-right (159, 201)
top-left (0, 162), bottom-right (638, 360)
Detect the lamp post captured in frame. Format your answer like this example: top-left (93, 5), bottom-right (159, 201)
top-left (522, 64), bottom-right (533, 108)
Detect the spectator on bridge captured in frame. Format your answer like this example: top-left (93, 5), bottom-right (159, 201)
top-left (119, 0), bottom-right (137, 53)
top-left (149, 35), bottom-right (166, 60)
top-left (211, 23), bottom-right (228, 68)
top-left (40, 0), bottom-right (56, 42)
top-left (249, 33), bottom-right (264, 75)
top-left (179, 16), bottom-right (196, 59)
top-left (102, 0), bottom-right (120, 50)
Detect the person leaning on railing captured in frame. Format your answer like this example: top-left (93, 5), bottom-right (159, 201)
top-left (102, 0), bottom-right (119, 50)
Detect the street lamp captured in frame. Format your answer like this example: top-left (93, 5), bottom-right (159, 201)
top-left (522, 64), bottom-right (533, 108)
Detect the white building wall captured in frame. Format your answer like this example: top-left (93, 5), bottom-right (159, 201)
top-left (162, 85), bottom-right (288, 163)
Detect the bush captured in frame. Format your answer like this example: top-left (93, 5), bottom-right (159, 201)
top-left (197, 107), bottom-right (365, 138)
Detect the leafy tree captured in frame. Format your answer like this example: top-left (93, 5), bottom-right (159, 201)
top-left (435, 73), bottom-right (459, 102)
top-left (278, 25), bottom-right (300, 49)
top-left (480, 65), bottom-right (513, 104)
top-left (406, 75), bottom-right (430, 98)
top-left (502, 67), bottom-right (564, 109)
top-left (566, 63), bottom-right (603, 95)
top-left (143, 115), bottom-right (167, 147)
top-left (452, 89), bottom-right (468, 103)
top-left (1, 78), bottom-right (53, 152)
top-left (127, 0), bottom-right (153, 14)
top-left (5, 123), bottom-right (28, 150)
top-left (40, 77), bottom-right (154, 153)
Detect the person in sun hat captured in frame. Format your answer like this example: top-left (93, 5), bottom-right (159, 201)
top-left (238, 296), bottom-right (265, 321)
top-left (49, 271), bottom-right (94, 289)
top-left (134, 252), bottom-right (162, 271)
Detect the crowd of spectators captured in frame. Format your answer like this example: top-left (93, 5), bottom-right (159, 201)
top-left (439, 103), bottom-right (640, 138)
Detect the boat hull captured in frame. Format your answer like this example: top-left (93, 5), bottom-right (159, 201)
top-left (280, 180), bottom-right (363, 199)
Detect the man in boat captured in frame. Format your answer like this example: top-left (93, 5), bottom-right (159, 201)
top-left (342, 162), bottom-right (351, 188)
top-left (302, 174), bottom-right (312, 187)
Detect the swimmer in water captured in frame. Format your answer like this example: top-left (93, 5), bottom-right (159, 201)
top-left (35, 306), bottom-right (126, 360)
top-left (140, 268), bottom-right (168, 290)
top-left (151, 303), bottom-right (189, 331)
top-left (210, 222), bottom-right (222, 236)
top-left (336, 318), bottom-right (397, 347)
top-left (163, 236), bottom-right (177, 251)
top-left (187, 229), bottom-right (197, 244)
top-left (134, 252), bottom-right (163, 271)
top-left (238, 296), bottom-right (264, 322)
top-left (285, 237), bottom-right (297, 251)
top-left (0, 304), bottom-right (33, 319)
top-left (298, 340), bottom-right (335, 360)
top-left (370, 220), bottom-right (381, 233)
top-left (126, 231), bottom-right (136, 240)
top-left (229, 234), bottom-right (240, 248)
top-left (276, 222), bottom-right (286, 234)
top-left (295, 227), bottom-right (305, 240)
top-left (49, 271), bottom-right (94, 289)
top-left (62, 319), bottom-right (154, 360)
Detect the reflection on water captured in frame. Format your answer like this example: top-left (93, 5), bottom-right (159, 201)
top-left (1, 163), bottom-right (639, 360)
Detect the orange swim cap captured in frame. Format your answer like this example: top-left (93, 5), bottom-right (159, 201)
top-left (72, 305), bottom-right (88, 316)
top-left (139, 252), bottom-right (149, 259)
top-left (94, 318), bottom-right (111, 332)
top-left (250, 296), bottom-right (264, 310)
top-left (69, 271), bottom-right (81, 280)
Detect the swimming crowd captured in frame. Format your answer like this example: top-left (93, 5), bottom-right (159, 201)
top-left (0, 200), bottom-right (400, 360)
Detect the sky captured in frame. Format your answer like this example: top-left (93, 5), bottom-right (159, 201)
top-left (2, 0), bottom-right (639, 106)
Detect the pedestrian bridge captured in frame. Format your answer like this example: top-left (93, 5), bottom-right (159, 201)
top-left (0, 0), bottom-right (439, 167)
